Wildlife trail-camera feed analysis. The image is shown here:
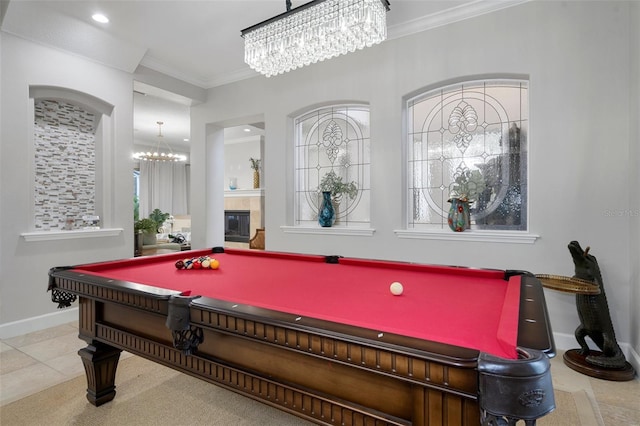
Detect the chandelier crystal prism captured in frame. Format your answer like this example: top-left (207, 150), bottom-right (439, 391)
top-left (241, 0), bottom-right (390, 77)
top-left (133, 121), bottom-right (187, 162)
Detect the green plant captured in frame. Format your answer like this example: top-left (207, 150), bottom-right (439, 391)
top-left (148, 209), bottom-right (171, 232)
top-left (249, 158), bottom-right (261, 171)
top-left (319, 170), bottom-right (358, 203)
top-left (134, 218), bottom-right (157, 234)
top-left (133, 195), bottom-right (140, 222)
top-left (450, 169), bottom-right (485, 202)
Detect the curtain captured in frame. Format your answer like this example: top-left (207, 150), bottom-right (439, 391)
top-left (139, 161), bottom-right (189, 218)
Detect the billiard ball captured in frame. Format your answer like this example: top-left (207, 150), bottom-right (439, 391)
top-left (390, 282), bottom-right (403, 296)
top-left (210, 259), bottom-right (220, 270)
top-left (175, 260), bottom-right (184, 269)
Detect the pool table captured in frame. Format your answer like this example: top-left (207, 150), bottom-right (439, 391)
top-left (48, 247), bottom-right (555, 426)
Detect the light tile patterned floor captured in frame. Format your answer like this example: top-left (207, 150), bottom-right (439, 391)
top-left (1, 322), bottom-right (639, 425)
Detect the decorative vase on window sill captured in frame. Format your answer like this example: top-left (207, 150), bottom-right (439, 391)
top-left (318, 191), bottom-right (336, 227)
top-left (447, 198), bottom-right (471, 232)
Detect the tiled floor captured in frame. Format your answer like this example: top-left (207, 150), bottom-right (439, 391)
top-left (1, 322), bottom-right (639, 425)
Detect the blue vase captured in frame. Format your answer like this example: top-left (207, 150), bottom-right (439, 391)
top-left (318, 191), bottom-right (336, 227)
top-left (447, 198), bottom-right (471, 232)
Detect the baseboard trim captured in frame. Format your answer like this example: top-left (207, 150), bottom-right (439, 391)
top-left (0, 308), bottom-right (78, 340)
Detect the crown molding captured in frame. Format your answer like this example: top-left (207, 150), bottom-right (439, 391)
top-left (139, 55), bottom-right (210, 89)
top-left (2, 3), bottom-right (147, 74)
top-left (387, 0), bottom-right (531, 41)
top-left (204, 67), bottom-right (262, 89)
top-left (140, 55), bottom-right (259, 90)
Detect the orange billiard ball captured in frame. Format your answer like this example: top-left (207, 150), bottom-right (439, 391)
top-left (210, 259), bottom-right (220, 270)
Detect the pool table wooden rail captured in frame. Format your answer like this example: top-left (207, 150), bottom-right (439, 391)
top-left (50, 267), bottom-right (553, 426)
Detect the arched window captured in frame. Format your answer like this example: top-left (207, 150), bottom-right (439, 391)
top-left (406, 79), bottom-right (528, 231)
top-left (294, 105), bottom-right (370, 227)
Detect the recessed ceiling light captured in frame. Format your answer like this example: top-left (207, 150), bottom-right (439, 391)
top-left (243, 128), bottom-right (251, 132)
top-left (183, 138), bottom-right (189, 142)
top-left (92, 13), bottom-right (109, 24)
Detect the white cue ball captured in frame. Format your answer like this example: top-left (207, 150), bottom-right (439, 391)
top-left (390, 282), bottom-right (404, 296)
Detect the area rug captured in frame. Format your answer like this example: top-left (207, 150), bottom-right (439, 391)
top-left (1, 355), bottom-right (600, 425)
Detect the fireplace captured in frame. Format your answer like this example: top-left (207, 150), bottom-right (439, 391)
top-left (225, 210), bottom-right (250, 243)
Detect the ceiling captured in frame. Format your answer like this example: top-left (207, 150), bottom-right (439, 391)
top-left (1, 0), bottom-right (525, 152)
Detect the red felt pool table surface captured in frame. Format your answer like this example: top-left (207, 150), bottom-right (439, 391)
top-left (75, 248), bottom-right (520, 359)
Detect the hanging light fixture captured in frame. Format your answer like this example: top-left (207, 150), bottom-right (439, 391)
top-left (241, 0), bottom-right (390, 78)
top-left (133, 121), bottom-right (187, 162)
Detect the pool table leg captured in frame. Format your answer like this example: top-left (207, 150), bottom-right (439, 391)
top-left (78, 341), bottom-right (122, 406)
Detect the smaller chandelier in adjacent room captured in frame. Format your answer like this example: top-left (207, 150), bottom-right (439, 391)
top-left (133, 121), bottom-right (187, 162)
top-left (241, 0), bottom-right (390, 77)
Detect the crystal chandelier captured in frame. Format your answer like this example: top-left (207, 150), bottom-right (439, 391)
top-left (133, 121), bottom-right (187, 162)
top-left (241, 0), bottom-right (390, 77)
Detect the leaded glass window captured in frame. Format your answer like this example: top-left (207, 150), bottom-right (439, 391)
top-left (294, 105), bottom-right (370, 227)
top-left (407, 79), bottom-right (528, 230)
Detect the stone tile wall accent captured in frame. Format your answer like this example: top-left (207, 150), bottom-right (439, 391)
top-left (33, 99), bottom-right (96, 230)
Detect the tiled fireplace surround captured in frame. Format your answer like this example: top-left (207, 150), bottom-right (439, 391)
top-left (224, 190), bottom-right (264, 247)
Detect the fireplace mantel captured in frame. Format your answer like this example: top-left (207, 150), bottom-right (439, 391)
top-left (224, 189), bottom-right (264, 198)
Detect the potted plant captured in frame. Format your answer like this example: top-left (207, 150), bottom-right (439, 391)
top-left (249, 158), bottom-right (261, 188)
top-left (134, 195), bottom-right (140, 222)
top-left (450, 169), bottom-right (485, 202)
top-left (135, 218), bottom-right (158, 245)
top-left (149, 208), bottom-right (171, 232)
top-left (317, 170), bottom-right (358, 226)
top-left (133, 196), bottom-right (142, 255)
top-left (319, 170), bottom-right (358, 204)
top-left (447, 169), bottom-right (485, 232)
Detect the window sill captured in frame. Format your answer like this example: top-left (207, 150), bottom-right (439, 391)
top-left (280, 226), bottom-right (375, 237)
top-left (21, 228), bottom-right (124, 242)
top-left (394, 229), bottom-right (539, 244)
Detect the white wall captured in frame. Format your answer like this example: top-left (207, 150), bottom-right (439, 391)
top-left (0, 33), bottom-right (134, 333)
top-left (191, 1), bottom-right (639, 365)
top-left (224, 137), bottom-right (261, 191)
top-left (630, 0), bottom-right (640, 361)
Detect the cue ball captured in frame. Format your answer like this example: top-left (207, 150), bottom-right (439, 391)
top-left (390, 282), bottom-right (403, 296)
